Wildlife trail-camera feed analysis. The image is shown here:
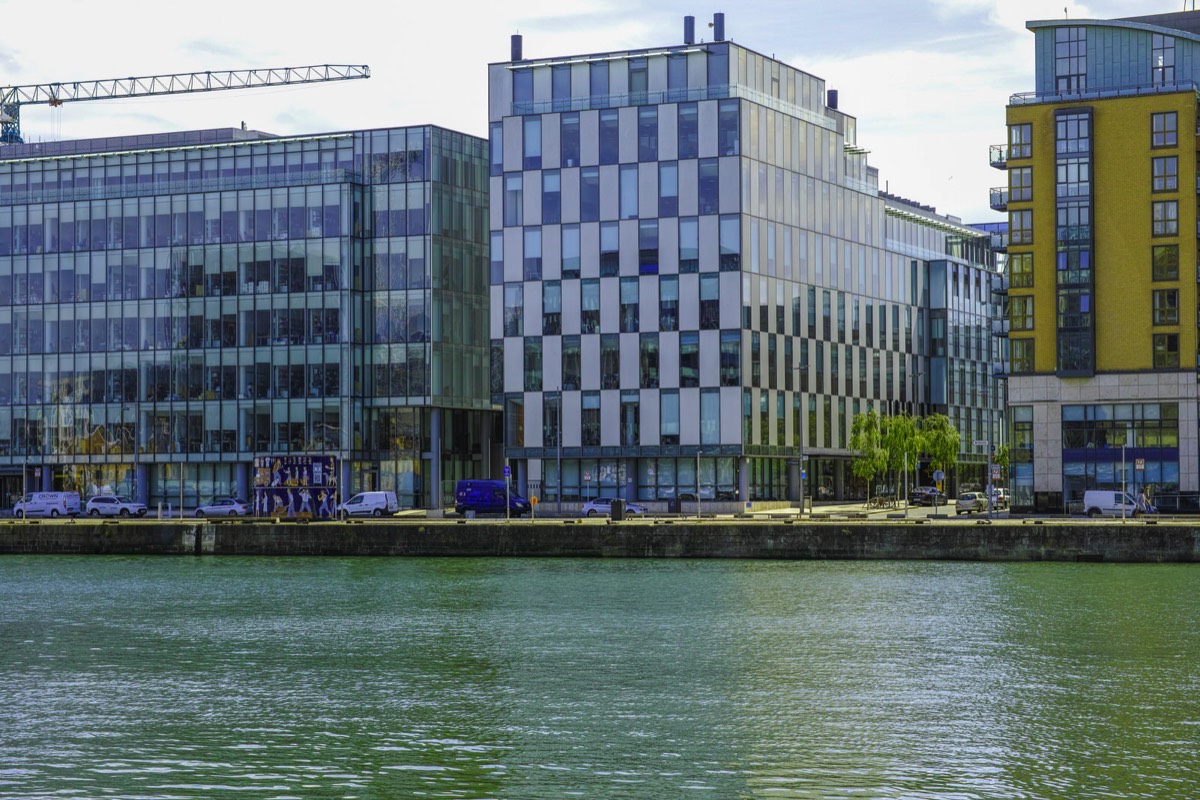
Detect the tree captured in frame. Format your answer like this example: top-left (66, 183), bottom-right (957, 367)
top-left (920, 413), bottom-right (961, 488)
top-left (881, 412), bottom-right (921, 494)
top-left (850, 408), bottom-right (888, 501)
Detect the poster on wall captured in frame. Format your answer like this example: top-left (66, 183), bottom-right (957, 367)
top-left (252, 454), bottom-right (338, 519)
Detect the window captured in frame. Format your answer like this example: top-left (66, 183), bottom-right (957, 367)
top-left (700, 389), bottom-right (720, 445)
top-left (1010, 338), bottom-right (1034, 373)
top-left (543, 393), bottom-right (561, 448)
top-left (542, 171), bottom-right (561, 224)
top-left (579, 167), bottom-right (599, 222)
top-left (503, 174), bottom-right (523, 227)
top-left (524, 337), bottom-right (542, 391)
top-left (1152, 34), bottom-right (1175, 86)
top-left (581, 279), bottom-right (600, 333)
top-left (699, 158), bottom-right (719, 215)
top-left (489, 231), bottom-right (503, 284)
top-left (562, 335), bottom-right (581, 390)
top-left (1010, 209), bottom-right (1033, 245)
top-left (717, 99), bottom-right (739, 156)
top-left (1153, 289), bottom-right (1179, 324)
top-left (1153, 333), bottom-right (1179, 368)
top-left (543, 281), bottom-right (561, 335)
top-left (523, 227), bottom-right (542, 280)
top-left (561, 113), bottom-right (580, 167)
top-left (620, 164), bottom-right (638, 219)
top-left (660, 391), bottom-right (680, 445)
top-left (601, 335), bottom-right (621, 389)
top-left (1153, 201), bottom-right (1178, 236)
top-left (599, 110), bottom-right (619, 164)
top-left (1009, 123), bottom-right (1032, 159)
top-left (1010, 296), bottom-right (1034, 331)
top-left (600, 222), bottom-right (619, 276)
top-left (504, 284), bottom-right (523, 336)
top-left (628, 57), bottom-right (648, 101)
top-left (489, 122), bottom-right (503, 177)
top-left (700, 274), bottom-right (720, 329)
top-left (1152, 112), bottom-right (1177, 148)
top-left (680, 331), bottom-right (699, 387)
top-left (1153, 245), bottom-right (1178, 280)
top-left (638, 106), bottom-right (658, 161)
top-left (589, 62), bottom-right (609, 108)
top-left (620, 277), bottom-right (639, 333)
top-left (1009, 253), bottom-right (1033, 288)
top-left (640, 332), bottom-right (659, 388)
top-left (639, 220), bottom-right (659, 274)
top-left (667, 54), bottom-right (688, 100)
top-left (1010, 167), bottom-right (1032, 202)
top-left (678, 217), bottom-right (698, 272)
top-left (552, 64), bottom-right (572, 111)
top-left (659, 162), bottom-right (679, 217)
top-left (581, 392), bottom-right (600, 446)
top-left (620, 390), bottom-right (640, 445)
top-left (562, 224), bottom-right (581, 279)
top-left (523, 117), bottom-right (541, 170)
top-left (1055, 27), bottom-right (1086, 93)
top-left (1152, 156), bottom-right (1177, 192)
top-left (707, 44), bottom-right (729, 89)
top-left (659, 276), bottom-right (679, 332)
top-left (719, 330), bottom-right (740, 386)
top-left (513, 69), bottom-right (533, 108)
top-left (678, 103), bottom-right (698, 160)
top-left (718, 215), bottom-right (739, 270)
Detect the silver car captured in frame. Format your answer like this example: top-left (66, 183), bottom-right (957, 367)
top-left (956, 492), bottom-right (989, 515)
top-left (580, 497), bottom-right (647, 517)
top-left (195, 498), bottom-right (249, 517)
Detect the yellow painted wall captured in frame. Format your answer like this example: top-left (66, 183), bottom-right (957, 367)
top-left (1005, 92), bottom-right (1197, 373)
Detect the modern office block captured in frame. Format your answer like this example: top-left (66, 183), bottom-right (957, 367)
top-left (489, 17), bottom-right (1001, 506)
top-left (0, 125), bottom-right (494, 510)
top-left (994, 11), bottom-right (1200, 512)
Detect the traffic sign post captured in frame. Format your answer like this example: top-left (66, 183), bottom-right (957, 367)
top-left (932, 469), bottom-right (945, 513)
top-left (504, 463), bottom-right (511, 522)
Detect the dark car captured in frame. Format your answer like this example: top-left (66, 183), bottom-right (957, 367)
top-left (908, 486), bottom-right (948, 506)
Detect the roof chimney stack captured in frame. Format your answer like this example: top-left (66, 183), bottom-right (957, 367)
top-left (713, 12), bottom-right (725, 42)
top-left (511, 34), bottom-right (523, 62)
top-left (827, 89), bottom-right (839, 110)
top-left (684, 15), bottom-right (695, 45)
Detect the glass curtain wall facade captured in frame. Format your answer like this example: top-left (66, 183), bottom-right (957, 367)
top-left (0, 125), bottom-right (493, 511)
top-left (489, 22), bottom-right (1000, 506)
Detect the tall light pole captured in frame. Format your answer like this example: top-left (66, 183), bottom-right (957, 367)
top-left (557, 387), bottom-right (562, 516)
top-left (695, 448), bottom-right (701, 518)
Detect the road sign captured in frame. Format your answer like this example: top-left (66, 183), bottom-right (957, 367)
top-left (503, 465), bottom-right (511, 477)
top-left (991, 467), bottom-right (1002, 481)
top-left (584, 471), bottom-right (591, 481)
top-left (973, 439), bottom-right (988, 447)
top-left (933, 469), bottom-right (945, 482)
top-left (801, 470), bottom-right (807, 480)
top-left (1135, 458), bottom-right (1145, 471)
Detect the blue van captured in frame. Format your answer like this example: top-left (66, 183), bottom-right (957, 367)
top-left (455, 480), bottom-right (531, 516)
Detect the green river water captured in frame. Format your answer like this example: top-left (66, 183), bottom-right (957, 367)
top-left (0, 556), bottom-right (1196, 799)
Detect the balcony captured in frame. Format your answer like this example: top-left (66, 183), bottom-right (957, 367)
top-left (989, 144), bottom-right (1008, 169)
top-left (990, 231), bottom-right (1009, 253)
top-left (992, 360), bottom-right (1009, 378)
top-left (990, 274), bottom-right (1009, 296)
top-left (991, 318), bottom-right (1010, 338)
top-left (989, 187), bottom-right (1009, 211)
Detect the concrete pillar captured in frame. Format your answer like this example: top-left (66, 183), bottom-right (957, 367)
top-left (339, 459), bottom-right (352, 507)
top-left (430, 408), bottom-right (442, 510)
top-left (738, 456), bottom-right (750, 511)
top-left (235, 462), bottom-right (249, 504)
top-left (834, 460), bottom-right (845, 500)
top-left (625, 457), bottom-right (637, 502)
top-left (136, 463), bottom-right (150, 506)
top-left (41, 465), bottom-right (52, 492)
top-left (517, 459), bottom-right (528, 498)
top-left (787, 459), bottom-right (800, 503)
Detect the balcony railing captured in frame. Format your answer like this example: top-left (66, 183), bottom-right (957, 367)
top-left (990, 232), bottom-right (1009, 252)
top-left (992, 360), bottom-right (1008, 378)
top-left (1009, 79), bottom-right (1200, 106)
top-left (991, 318), bottom-right (1010, 337)
top-left (989, 144), bottom-right (1008, 169)
top-left (989, 187), bottom-right (1009, 211)
top-left (990, 274), bottom-right (1009, 296)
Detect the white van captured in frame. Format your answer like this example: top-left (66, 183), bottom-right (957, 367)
top-left (1081, 490), bottom-right (1139, 518)
top-left (339, 491), bottom-right (399, 518)
top-left (14, 492), bottom-right (82, 519)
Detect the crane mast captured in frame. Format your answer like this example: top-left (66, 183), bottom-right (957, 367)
top-left (0, 64), bottom-right (370, 144)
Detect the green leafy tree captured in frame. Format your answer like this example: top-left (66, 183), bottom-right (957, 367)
top-left (881, 412), bottom-right (921, 494)
top-left (850, 408), bottom-right (888, 501)
top-left (920, 413), bottom-right (961, 488)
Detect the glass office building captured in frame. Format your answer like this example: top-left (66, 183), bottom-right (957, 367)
top-left (488, 17), bottom-right (1001, 506)
top-left (0, 124), bottom-right (495, 510)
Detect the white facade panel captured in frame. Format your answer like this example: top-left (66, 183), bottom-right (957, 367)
top-left (599, 165), bottom-right (620, 220)
top-left (638, 163), bottom-right (657, 220)
top-left (719, 272), bottom-right (742, 328)
top-left (561, 168), bottom-right (580, 224)
top-left (503, 228), bottom-right (524, 283)
top-left (699, 330), bottom-right (720, 385)
top-left (659, 104), bottom-right (678, 161)
top-left (619, 106), bottom-right (638, 163)
top-left (562, 280), bottom-right (581, 335)
top-left (599, 278), bottom-right (620, 333)
top-left (640, 388), bottom-right (660, 446)
top-left (620, 332), bottom-right (639, 388)
top-left (502, 116), bottom-right (522, 172)
top-left (580, 109), bottom-right (599, 165)
top-left (719, 156), bottom-right (741, 215)
top-left (719, 387), bottom-right (742, 446)
top-left (680, 388), bottom-right (700, 445)
top-left (639, 275), bottom-right (660, 332)
top-left (543, 336), bottom-right (562, 392)
top-left (697, 100), bottom-right (718, 158)
top-left (581, 332), bottom-right (601, 391)
top-left (678, 274), bottom-right (700, 330)
top-left (601, 389), bottom-right (620, 445)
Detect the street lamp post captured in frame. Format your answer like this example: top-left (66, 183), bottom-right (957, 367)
top-left (695, 448), bottom-right (701, 518)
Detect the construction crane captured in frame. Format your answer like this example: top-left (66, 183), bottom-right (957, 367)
top-left (0, 64), bottom-right (370, 145)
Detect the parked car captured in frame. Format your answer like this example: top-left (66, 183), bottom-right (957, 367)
top-left (86, 495), bottom-right (148, 517)
top-left (454, 480), bottom-right (530, 516)
top-left (581, 497), bottom-right (648, 517)
top-left (13, 491), bottom-right (82, 518)
top-left (908, 486), bottom-right (948, 506)
top-left (988, 487), bottom-right (1010, 509)
top-left (339, 491), bottom-right (400, 518)
top-left (1081, 490), bottom-right (1139, 518)
top-left (195, 498), bottom-right (249, 517)
top-left (956, 492), bottom-right (988, 515)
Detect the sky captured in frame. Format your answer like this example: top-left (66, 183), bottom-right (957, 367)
top-left (0, 0), bottom-right (1181, 222)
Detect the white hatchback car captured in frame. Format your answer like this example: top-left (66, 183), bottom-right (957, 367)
top-left (85, 495), bottom-right (148, 517)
